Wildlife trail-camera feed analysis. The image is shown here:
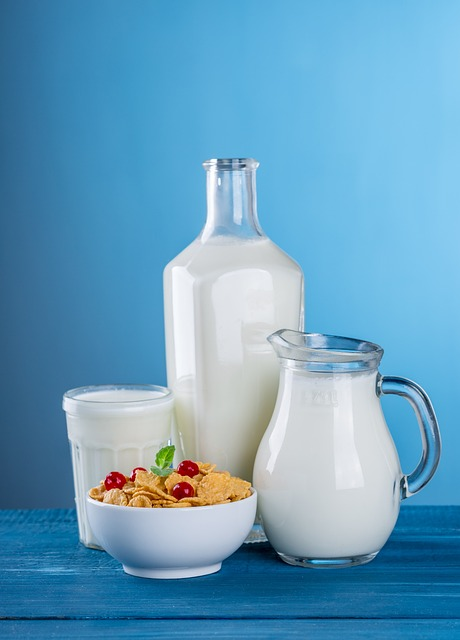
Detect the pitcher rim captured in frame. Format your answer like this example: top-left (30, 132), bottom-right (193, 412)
top-left (268, 329), bottom-right (384, 370)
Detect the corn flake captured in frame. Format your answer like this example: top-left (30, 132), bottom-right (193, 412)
top-left (128, 495), bottom-right (152, 508)
top-left (103, 488), bottom-right (128, 506)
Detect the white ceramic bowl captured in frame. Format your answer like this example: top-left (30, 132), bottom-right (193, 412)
top-left (86, 489), bottom-right (257, 579)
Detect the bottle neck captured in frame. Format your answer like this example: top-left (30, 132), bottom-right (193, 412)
top-left (201, 158), bottom-right (264, 241)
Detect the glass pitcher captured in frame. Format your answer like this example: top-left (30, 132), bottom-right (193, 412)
top-left (253, 330), bottom-right (441, 568)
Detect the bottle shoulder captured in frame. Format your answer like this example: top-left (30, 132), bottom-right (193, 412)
top-left (164, 238), bottom-right (201, 270)
top-left (164, 236), bottom-right (303, 277)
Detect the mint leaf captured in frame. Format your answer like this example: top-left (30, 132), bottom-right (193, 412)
top-left (155, 444), bottom-right (175, 469)
top-left (150, 444), bottom-right (176, 476)
top-left (150, 466), bottom-right (174, 477)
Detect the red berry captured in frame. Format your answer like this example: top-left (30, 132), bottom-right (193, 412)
top-left (177, 460), bottom-right (200, 478)
top-left (171, 481), bottom-right (195, 500)
top-left (104, 471), bottom-right (126, 491)
top-left (130, 467), bottom-right (147, 482)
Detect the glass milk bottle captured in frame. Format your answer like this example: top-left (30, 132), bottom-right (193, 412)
top-left (163, 158), bottom-right (304, 482)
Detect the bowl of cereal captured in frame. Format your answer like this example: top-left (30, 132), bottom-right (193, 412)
top-left (86, 446), bottom-right (257, 579)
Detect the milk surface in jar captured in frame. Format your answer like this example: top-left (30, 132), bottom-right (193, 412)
top-left (163, 159), bottom-right (304, 482)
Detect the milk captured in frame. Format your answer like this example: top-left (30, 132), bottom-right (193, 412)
top-left (164, 236), bottom-right (304, 482)
top-left (253, 369), bottom-right (402, 561)
top-left (63, 385), bottom-right (173, 548)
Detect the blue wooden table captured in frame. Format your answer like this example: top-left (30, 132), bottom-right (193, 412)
top-left (0, 506), bottom-right (459, 638)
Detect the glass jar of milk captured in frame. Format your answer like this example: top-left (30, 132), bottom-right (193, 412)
top-left (253, 330), bottom-right (441, 568)
top-left (163, 159), bottom-right (304, 483)
top-left (63, 384), bottom-right (174, 548)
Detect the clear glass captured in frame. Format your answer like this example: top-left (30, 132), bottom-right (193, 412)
top-left (63, 384), bottom-right (174, 548)
top-left (163, 159), bottom-right (304, 487)
top-left (253, 330), bottom-right (441, 568)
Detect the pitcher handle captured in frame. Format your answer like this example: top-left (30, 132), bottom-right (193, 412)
top-left (377, 375), bottom-right (441, 500)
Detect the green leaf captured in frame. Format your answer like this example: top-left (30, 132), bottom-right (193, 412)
top-left (155, 444), bottom-right (175, 469)
top-left (150, 466), bottom-right (174, 477)
top-left (149, 445), bottom-right (175, 477)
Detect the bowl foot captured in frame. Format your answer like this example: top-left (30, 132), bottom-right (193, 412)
top-left (122, 562), bottom-right (222, 579)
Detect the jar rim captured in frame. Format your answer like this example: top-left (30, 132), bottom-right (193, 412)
top-left (62, 384), bottom-right (173, 414)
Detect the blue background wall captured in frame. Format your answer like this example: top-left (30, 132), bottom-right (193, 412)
top-left (1, 0), bottom-right (458, 508)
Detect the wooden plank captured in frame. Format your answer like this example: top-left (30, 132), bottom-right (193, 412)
top-left (1, 619), bottom-right (460, 639)
top-left (0, 507), bottom-right (459, 622)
